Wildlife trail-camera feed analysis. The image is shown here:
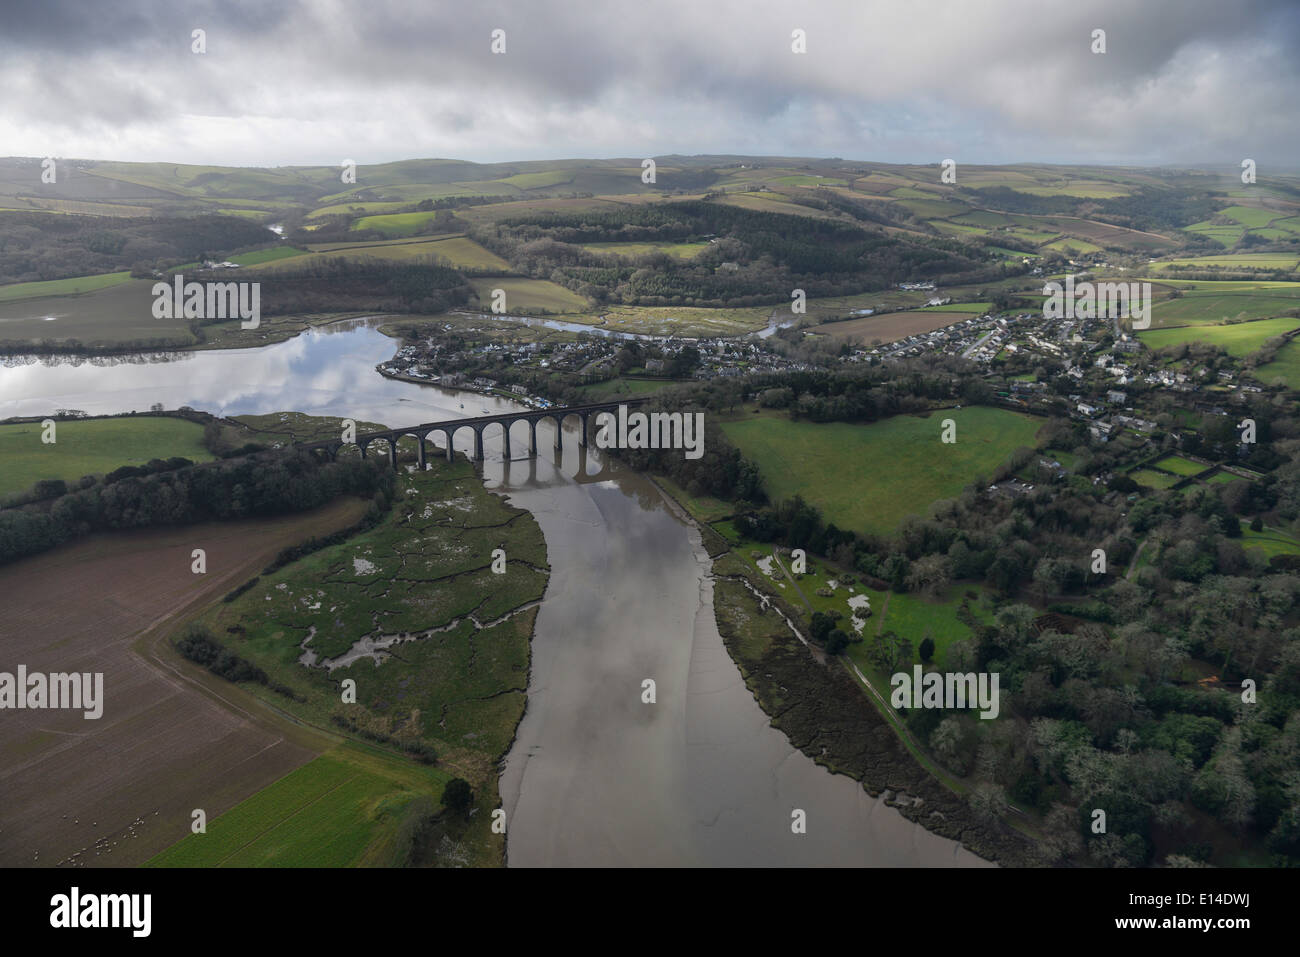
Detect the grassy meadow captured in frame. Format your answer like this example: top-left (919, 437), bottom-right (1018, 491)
top-left (0, 416), bottom-right (213, 497)
top-left (721, 406), bottom-right (1043, 536)
top-left (1139, 316), bottom-right (1300, 355)
top-left (145, 744), bottom-right (477, 867)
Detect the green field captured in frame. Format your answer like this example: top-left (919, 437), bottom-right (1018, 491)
top-left (580, 241), bottom-right (709, 260)
top-left (576, 303), bottom-right (780, 337)
top-left (0, 271), bottom-right (133, 303)
top-left (1239, 521), bottom-right (1300, 559)
top-left (731, 538), bottom-right (988, 677)
top-left (1257, 338), bottom-right (1300, 387)
top-left (722, 407), bottom-right (1043, 536)
top-left (0, 416), bottom-right (213, 497)
top-left (847, 587), bottom-right (988, 676)
top-left (1206, 470), bottom-right (1243, 485)
top-left (188, 458), bottom-right (545, 756)
top-left (1046, 237), bottom-right (1104, 255)
top-left (1155, 254), bottom-right (1299, 272)
top-left (146, 747), bottom-right (454, 867)
top-left (1148, 287), bottom-right (1300, 326)
top-left (1139, 317), bottom-right (1300, 355)
top-left (923, 301), bottom-right (991, 313)
top-left (495, 169), bottom-right (575, 189)
top-left (417, 236), bottom-right (511, 270)
top-left (1220, 206), bottom-right (1282, 228)
top-left (1151, 454), bottom-right (1206, 477)
top-left (1132, 468), bottom-right (1180, 490)
top-left (1184, 223), bottom-right (1246, 247)
top-left (468, 277), bottom-right (589, 313)
top-left (228, 246), bottom-right (308, 266)
top-left (577, 376), bottom-right (680, 400)
top-left (246, 236), bottom-right (500, 271)
top-left (352, 210), bottom-right (456, 237)
top-left (308, 200), bottom-right (409, 219)
top-left (0, 279), bottom-right (194, 347)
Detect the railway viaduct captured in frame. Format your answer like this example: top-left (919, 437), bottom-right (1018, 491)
top-left (296, 398), bottom-right (650, 468)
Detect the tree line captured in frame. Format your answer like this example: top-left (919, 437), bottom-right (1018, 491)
top-left (0, 450), bottom-right (396, 567)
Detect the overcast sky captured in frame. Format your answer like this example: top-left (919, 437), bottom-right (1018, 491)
top-left (4, 0), bottom-right (1297, 170)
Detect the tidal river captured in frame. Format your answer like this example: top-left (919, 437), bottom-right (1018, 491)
top-left (0, 320), bottom-right (989, 867)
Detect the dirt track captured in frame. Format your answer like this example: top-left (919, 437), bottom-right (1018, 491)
top-left (0, 499), bottom-right (366, 867)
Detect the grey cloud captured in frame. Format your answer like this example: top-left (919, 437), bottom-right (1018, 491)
top-left (0, 0), bottom-right (1296, 167)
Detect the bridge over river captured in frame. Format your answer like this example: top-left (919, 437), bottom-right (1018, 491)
top-left (296, 397), bottom-right (650, 468)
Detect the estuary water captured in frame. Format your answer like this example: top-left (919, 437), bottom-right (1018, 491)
top-left (0, 320), bottom-right (990, 867)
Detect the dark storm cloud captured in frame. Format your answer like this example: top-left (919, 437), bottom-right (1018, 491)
top-left (2, 0), bottom-right (1297, 167)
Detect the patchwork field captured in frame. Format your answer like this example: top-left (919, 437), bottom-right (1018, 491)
top-left (813, 309), bottom-right (976, 346)
top-left (0, 499), bottom-right (369, 868)
top-left (0, 415), bottom-right (214, 498)
top-left (722, 406), bottom-right (1043, 536)
top-left (167, 458), bottom-right (550, 864)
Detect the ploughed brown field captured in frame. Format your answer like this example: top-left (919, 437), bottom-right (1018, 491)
top-left (0, 498), bottom-right (368, 867)
top-left (813, 309), bottom-right (976, 345)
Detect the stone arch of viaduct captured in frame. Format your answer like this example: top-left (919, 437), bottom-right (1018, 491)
top-left (302, 399), bottom-right (649, 469)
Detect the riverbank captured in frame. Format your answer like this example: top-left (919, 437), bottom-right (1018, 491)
top-left (5, 321), bottom-right (996, 867)
top-left (151, 453), bottom-right (548, 866)
top-left (648, 474), bottom-right (1035, 865)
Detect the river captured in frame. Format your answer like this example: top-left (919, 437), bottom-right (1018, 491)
top-left (0, 320), bottom-right (990, 867)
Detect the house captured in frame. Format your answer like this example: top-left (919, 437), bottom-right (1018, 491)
top-left (1107, 390), bottom-right (1127, 405)
top-left (645, 358), bottom-right (666, 373)
top-left (989, 479), bottom-right (1034, 498)
top-left (1114, 414), bottom-right (1157, 432)
top-left (1038, 459), bottom-right (1067, 479)
top-left (1089, 420), bottom-right (1114, 442)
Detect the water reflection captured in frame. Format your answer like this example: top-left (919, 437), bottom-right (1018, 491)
top-left (2, 324), bottom-right (988, 867)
